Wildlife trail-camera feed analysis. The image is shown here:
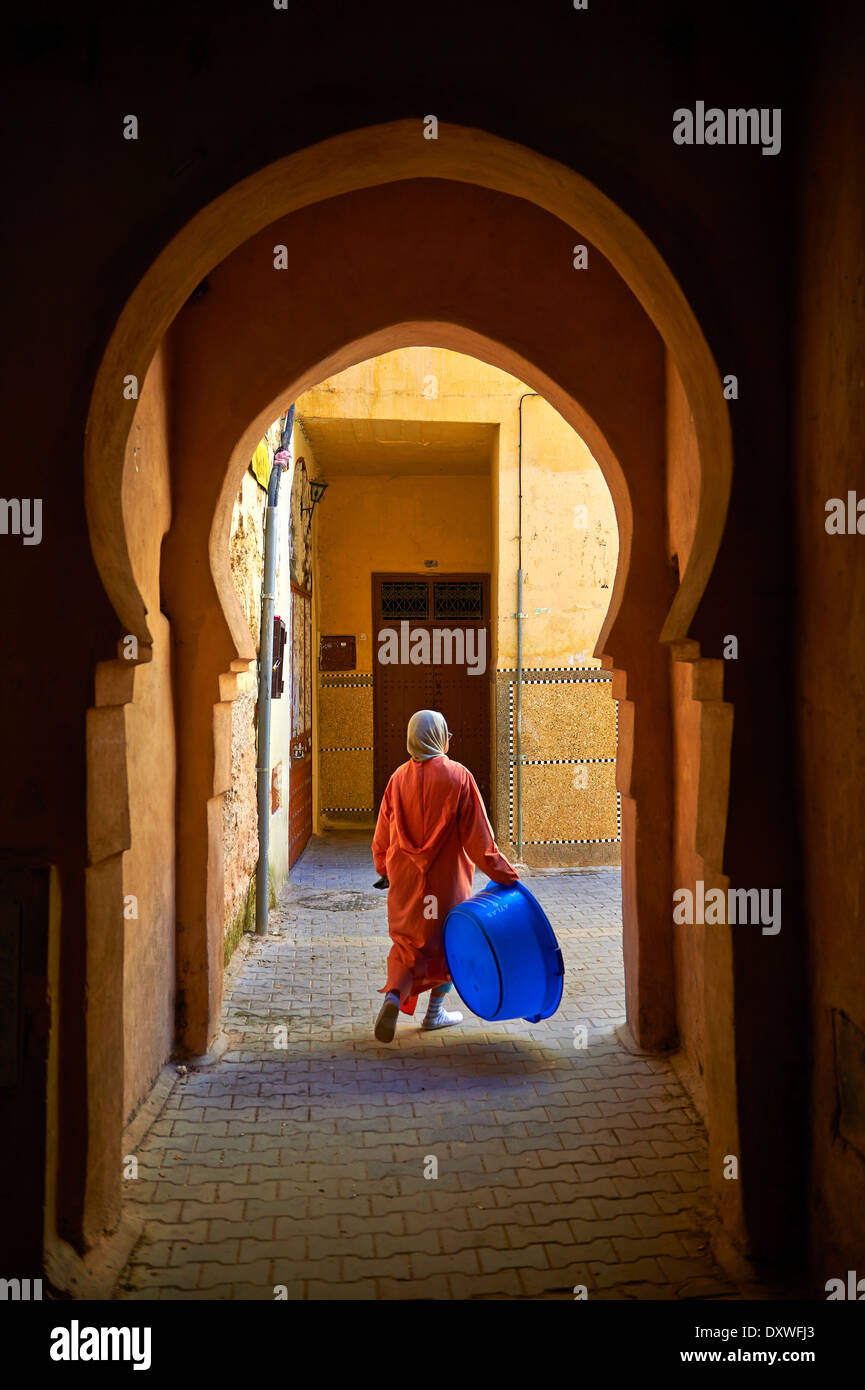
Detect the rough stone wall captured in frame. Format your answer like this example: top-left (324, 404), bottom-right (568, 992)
top-left (224, 465), bottom-right (268, 956)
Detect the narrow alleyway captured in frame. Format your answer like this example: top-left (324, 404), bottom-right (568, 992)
top-left (118, 833), bottom-right (738, 1300)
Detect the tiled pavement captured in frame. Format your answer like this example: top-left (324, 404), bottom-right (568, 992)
top-left (118, 832), bottom-right (739, 1301)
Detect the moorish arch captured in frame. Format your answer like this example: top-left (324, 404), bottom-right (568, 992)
top-left (79, 125), bottom-right (741, 1258)
top-left (85, 122), bottom-right (731, 643)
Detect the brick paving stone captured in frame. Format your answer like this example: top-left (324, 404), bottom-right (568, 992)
top-left (632, 1210), bottom-right (699, 1238)
top-left (376, 1275), bottom-right (451, 1300)
top-left (170, 1239), bottom-right (240, 1267)
top-left (116, 833), bottom-right (739, 1302)
top-left (197, 1260), bottom-right (272, 1290)
top-left (570, 1215), bottom-right (640, 1241)
top-left (588, 1258), bottom-right (667, 1289)
top-left (517, 1267), bottom-right (584, 1298)
top-left (209, 1216), bottom-right (275, 1242)
top-left (306, 1279), bottom-right (379, 1300)
top-left (374, 1229), bottom-right (440, 1257)
top-left (450, 1270), bottom-right (523, 1299)
top-left (612, 1233), bottom-right (688, 1261)
top-left (142, 1219), bottom-right (209, 1243)
top-left (479, 1243), bottom-right (550, 1273)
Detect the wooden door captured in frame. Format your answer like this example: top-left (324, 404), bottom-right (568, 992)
top-left (288, 584), bottom-right (312, 866)
top-left (372, 573), bottom-right (491, 811)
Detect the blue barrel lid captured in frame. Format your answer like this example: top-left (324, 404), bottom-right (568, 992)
top-left (444, 908), bottom-right (503, 1018)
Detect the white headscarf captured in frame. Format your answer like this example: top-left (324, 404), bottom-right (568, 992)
top-left (407, 710), bottom-right (450, 761)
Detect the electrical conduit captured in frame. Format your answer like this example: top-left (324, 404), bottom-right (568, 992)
top-left (256, 403), bottom-right (295, 934)
top-left (516, 392), bottom-right (538, 861)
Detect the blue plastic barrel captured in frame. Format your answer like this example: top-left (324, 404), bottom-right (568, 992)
top-left (443, 880), bottom-right (564, 1023)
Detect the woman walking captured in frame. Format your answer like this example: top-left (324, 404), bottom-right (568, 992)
top-left (372, 709), bottom-right (518, 1043)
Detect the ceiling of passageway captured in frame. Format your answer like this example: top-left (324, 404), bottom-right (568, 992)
top-left (298, 417), bottom-right (496, 475)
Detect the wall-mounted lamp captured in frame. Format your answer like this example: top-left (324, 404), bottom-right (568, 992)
top-left (296, 456), bottom-right (328, 532)
top-left (302, 478), bottom-right (328, 532)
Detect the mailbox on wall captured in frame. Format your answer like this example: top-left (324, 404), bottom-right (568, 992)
top-left (320, 635), bottom-right (356, 671)
top-left (272, 615), bottom-right (287, 698)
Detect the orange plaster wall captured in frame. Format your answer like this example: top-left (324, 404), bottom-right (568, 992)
top-left (670, 655), bottom-right (708, 1120)
top-left (120, 349), bottom-right (177, 1121)
top-left (666, 353), bottom-right (707, 1115)
top-left (665, 353), bottom-right (700, 583)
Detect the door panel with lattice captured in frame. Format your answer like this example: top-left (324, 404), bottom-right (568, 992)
top-left (372, 573), bottom-right (491, 813)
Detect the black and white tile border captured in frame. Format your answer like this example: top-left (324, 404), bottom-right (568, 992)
top-left (506, 675), bottom-right (621, 845)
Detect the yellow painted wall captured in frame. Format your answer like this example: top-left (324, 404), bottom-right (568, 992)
top-left (502, 397), bottom-right (617, 669)
top-left (316, 472), bottom-right (492, 673)
top-left (299, 347), bottom-right (618, 671)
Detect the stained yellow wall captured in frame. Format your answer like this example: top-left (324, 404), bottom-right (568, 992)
top-left (312, 470), bottom-right (491, 824)
top-left (299, 347), bottom-right (618, 672)
top-left (316, 472), bottom-right (492, 673)
top-left (296, 347), bottom-right (619, 856)
top-left (503, 397), bottom-right (618, 669)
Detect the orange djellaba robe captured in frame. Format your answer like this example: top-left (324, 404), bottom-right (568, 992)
top-left (372, 755), bottom-right (518, 1016)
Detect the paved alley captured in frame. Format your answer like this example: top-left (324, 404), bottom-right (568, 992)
top-left (118, 833), bottom-right (739, 1301)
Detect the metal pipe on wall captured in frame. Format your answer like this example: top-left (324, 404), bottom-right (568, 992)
top-left (516, 391), bottom-right (538, 861)
top-left (255, 403), bottom-right (295, 935)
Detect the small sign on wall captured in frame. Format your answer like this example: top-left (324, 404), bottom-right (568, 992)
top-left (320, 635), bottom-right (356, 671)
top-left (272, 616), bottom-right (287, 698)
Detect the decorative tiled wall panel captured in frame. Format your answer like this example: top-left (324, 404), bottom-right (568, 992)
top-left (522, 761), bottom-right (618, 843)
top-left (319, 682), bottom-right (374, 749)
top-left (319, 675), bottom-right (374, 814)
top-left (520, 679), bottom-right (617, 761)
top-left (495, 668), bottom-right (620, 851)
top-left (320, 750), bottom-right (374, 811)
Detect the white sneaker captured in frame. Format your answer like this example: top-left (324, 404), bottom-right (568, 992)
top-left (420, 1008), bottom-right (463, 1031)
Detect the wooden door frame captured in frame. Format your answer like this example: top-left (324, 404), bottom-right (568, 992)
top-left (371, 570), bottom-right (492, 810)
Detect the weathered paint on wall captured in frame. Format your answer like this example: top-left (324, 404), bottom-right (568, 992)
top-left (225, 417), bottom-right (321, 952)
top-left (225, 466), bottom-right (265, 958)
top-left (498, 394), bottom-right (618, 670)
